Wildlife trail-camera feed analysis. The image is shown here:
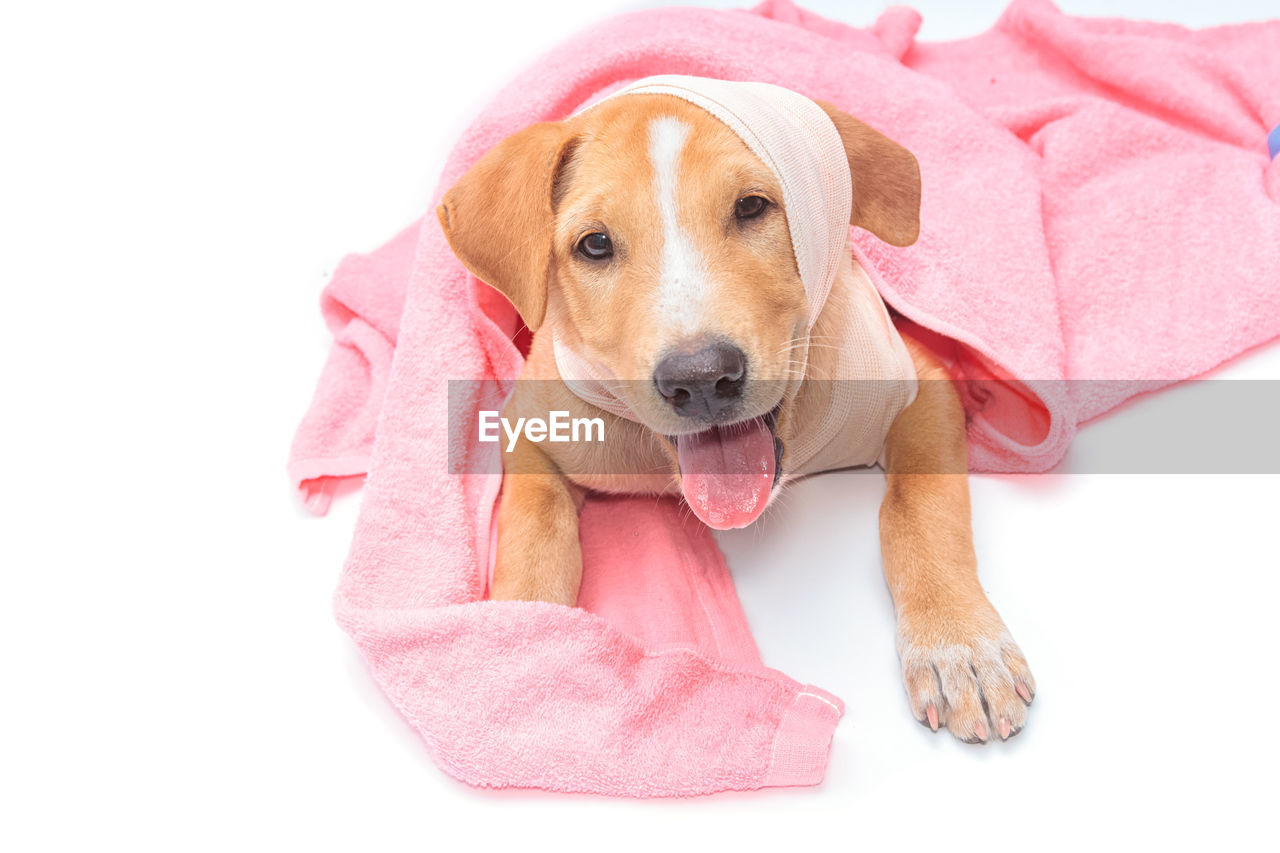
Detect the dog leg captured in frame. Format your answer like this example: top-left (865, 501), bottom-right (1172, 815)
top-left (490, 436), bottom-right (586, 606)
top-left (879, 335), bottom-right (1035, 743)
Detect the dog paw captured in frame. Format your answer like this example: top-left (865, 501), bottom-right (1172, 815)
top-left (897, 604), bottom-right (1035, 744)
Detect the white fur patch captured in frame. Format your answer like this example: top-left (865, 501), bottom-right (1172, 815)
top-left (648, 117), bottom-right (710, 335)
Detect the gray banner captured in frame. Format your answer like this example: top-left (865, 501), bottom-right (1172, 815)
top-left (446, 379), bottom-right (1280, 475)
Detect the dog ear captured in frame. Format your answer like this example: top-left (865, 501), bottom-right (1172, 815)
top-left (436, 121), bottom-right (575, 330)
top-left (815, 101), bottom-right (921, 248)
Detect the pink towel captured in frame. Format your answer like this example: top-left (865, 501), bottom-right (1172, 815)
top-left (289, 0), bottom-right (1280, 796)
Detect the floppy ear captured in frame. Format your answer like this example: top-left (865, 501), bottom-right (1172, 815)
top-left (815, 101), bottom-right (921, 247)
top-left (436, 121), bottom-right (574, 330)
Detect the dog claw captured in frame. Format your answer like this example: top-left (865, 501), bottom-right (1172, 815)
top-left (900, 626), bottom-right (1034, 745)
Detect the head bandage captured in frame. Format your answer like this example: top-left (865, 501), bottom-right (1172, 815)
top-left (550, 75), bottom-right (916, 476)
top-left (589, 75), bottom-right (853, 329)
top-left (553, 75), bottom-right (854, 420)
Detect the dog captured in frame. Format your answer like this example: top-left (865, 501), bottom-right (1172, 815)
top-left (437, 79), bottom-right (1035, 744)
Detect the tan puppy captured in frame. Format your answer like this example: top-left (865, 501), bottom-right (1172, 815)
top-left (438, 93), bottom-right (1035, 743)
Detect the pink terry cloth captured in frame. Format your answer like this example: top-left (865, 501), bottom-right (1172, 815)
top-left (288, 0), bottom-right (1280, 796)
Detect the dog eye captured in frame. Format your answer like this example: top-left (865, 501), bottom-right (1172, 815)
top-left (734, 195), bottom-right (769, 220)
top-left (576, 232), bottom-right (613, 260)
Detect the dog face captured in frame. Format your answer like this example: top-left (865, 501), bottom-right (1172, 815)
top-left (543, 96), bottom-right (809, 434)
top-left (439, 88), bottom-right (919, 526)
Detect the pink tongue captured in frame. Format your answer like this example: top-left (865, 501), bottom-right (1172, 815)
top-left (676, 417), bottom-right (776, 530)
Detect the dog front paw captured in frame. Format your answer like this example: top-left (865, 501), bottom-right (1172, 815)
top-left (896, 603), bottom-right (1035, 743)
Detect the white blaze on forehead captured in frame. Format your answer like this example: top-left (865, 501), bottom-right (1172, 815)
top-left (648, 116), bottom-right (710, 335)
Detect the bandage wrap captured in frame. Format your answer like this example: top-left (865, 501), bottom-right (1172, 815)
top-left (554, 75), bottom-right (918, 475)
top-left (612, 76), bottom-right (853, 328)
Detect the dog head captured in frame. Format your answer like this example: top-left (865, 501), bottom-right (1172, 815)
top-left (439, 84), bottom-right (919, 526)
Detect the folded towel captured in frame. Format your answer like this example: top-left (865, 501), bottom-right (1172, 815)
top-left (289, 0), bottom-right (1280, 796)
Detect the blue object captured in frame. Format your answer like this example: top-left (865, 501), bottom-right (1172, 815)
top-left (1270, 124), bottom-right (1280, 160)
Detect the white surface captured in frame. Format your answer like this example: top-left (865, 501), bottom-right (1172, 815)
top-left (2, 1), bottom-right (1278, 850)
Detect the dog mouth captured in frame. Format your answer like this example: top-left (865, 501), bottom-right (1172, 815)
top-left (669, 403), bottom-right (783, 530)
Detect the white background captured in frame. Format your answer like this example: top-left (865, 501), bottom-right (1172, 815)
top-left (3, 1), bottom-right (1278, 850)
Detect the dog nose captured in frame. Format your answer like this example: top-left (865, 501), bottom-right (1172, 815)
top-left (653, 341), bottom-right (747, 419)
